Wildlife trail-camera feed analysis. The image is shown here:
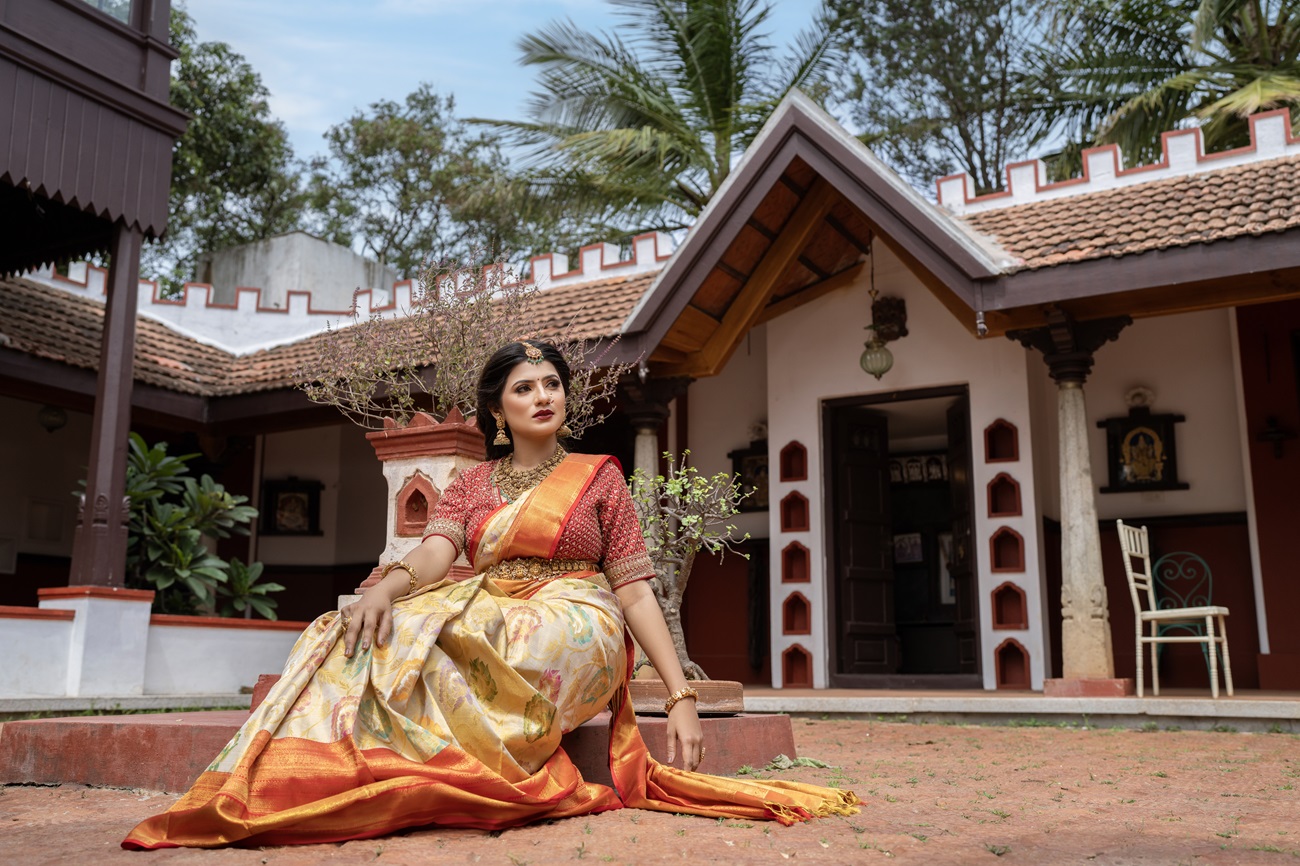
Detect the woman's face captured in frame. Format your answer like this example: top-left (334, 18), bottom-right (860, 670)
top-left (499, 359), bottom-right (566, 443)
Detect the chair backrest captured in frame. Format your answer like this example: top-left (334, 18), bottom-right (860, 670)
top-left (1115, 520), bottom-right (1158, 615)
top-left (1152, 551), bottom-right (1213, 609)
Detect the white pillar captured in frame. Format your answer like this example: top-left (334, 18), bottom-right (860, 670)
top-left (38, 586), bottom-right (153, 696)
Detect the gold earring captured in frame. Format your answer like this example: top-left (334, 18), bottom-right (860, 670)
top-left (557, 423), bottom-right (573, 438)
top-left (493, 412), bottom-right (510, 447)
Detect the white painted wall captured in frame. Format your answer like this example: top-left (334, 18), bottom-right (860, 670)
top-left (686, 325), bottom-right (771, 541)
top-left (256, 425), bottom-right (388, 568)
top-left (0, 395), bottom-right (92, 559)
top-left (0, 616), bottom-right (73, 696)
top-left (144, 623), bottom-right (301, 694)
top-left (765, 243), bottom-right (1044, 690)
top-left (1025, 308), bottom-right (1246, 521)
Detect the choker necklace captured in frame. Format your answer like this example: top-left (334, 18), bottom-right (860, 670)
top-left (492, 446), bottom-right (567, 502)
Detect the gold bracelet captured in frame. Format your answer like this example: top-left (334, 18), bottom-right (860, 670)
top-left (663, 686), bottom-right (699, 714)
top-left (382, 559), bottom-right (420, 595)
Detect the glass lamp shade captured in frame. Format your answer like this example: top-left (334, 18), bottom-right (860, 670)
top-left (860, 339), bottom-right (894, 380)
top-left (37, 404), bottom-right (68, 433)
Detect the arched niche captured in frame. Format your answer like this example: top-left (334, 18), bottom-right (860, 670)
top-left (782, 592), bottom-right (811, 635)
top-left (781, 541), bottom-right (810, 583)
top-left (989, 526), bottom-right (1025, 572)
top-left (779, 441), bottom-right (808, 482)
top-left (780, 491), bottom-right (809, 533)
top-left (984, 419), bottom-right (1019, 463)
top-left (991, 581), bottom-right (1028, 630)
top-left (395, 472), bottom-right (439, 537)
top-left (781, 644), bottom-right (813, 688)
top-left (994, 638), bottom-right (1031, 690)
top-left (987, 473), bottom-right (1022, 517)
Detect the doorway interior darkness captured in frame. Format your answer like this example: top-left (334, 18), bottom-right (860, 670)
top-left (824, 385), bottom-right (981, 689)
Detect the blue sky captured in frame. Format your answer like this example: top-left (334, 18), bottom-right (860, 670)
top-left (181, 0), bottom-right (830, 162)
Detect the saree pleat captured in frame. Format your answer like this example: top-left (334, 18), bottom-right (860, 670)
top-left (122, 455), bottom-right (856, 850)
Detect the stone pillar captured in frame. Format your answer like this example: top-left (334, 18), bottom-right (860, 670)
top-left (1009, 309), bottom-right (1131, 696)
top-left (69, 224), bottom-right (144, 587)
top-left (622, 376), bottom-right (692, 479)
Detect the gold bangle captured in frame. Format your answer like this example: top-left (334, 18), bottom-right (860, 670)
top-left (382, 559), bottom-right (420, 595)
top-left (663, 686), bottom-right (699, 714)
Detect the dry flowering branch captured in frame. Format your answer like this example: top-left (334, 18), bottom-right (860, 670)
top-left (294, 255), bottom-right (632, 433)
top-left (631, 450), bottom-right (751, 680)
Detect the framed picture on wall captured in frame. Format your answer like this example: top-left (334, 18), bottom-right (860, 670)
top-left (893, 532), bottom-right (923, 564)
top-left (1097, 408), bottom-right (1189, 493)
top-left (728, 440), bottom-right (769, 512)
top-left (261, 478), bottom-right (324, 536)
top-left (889, 453), bottom-right (947, 485)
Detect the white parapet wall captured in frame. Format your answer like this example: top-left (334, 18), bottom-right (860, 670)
top-left (0, 609), bottom-right (75, 697)
top-left (144, 617), bottom-right (306, 695)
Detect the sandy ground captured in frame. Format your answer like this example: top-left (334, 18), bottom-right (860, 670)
top-left (3, 717), bottom-right (1298, 865)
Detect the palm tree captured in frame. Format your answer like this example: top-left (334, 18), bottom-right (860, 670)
top-left (1033, 0), bottom-right (1300, 172)
top-left (481, 0), bottom-right (839, 235)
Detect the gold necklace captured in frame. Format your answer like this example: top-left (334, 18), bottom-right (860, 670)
top-left (492, 446), bottom-right (567, 502)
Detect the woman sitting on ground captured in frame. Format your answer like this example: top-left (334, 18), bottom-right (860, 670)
top-left (124, 340), bottom-right (857, 849)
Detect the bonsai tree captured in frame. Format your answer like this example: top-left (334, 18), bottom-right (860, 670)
top-left (295, 256), bottom-right (629, 431)
top-left (631, 451), bottom-right (751, 680)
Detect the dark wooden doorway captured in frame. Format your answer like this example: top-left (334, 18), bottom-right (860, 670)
top-left (826, 387), bottom-right (981, 689)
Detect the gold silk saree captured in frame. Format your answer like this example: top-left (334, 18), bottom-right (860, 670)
top-left (123, 454), bottom-right (857, 849)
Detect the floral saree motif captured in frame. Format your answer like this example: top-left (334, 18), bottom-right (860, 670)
top-left (123, 454), bottom-right (856, 850)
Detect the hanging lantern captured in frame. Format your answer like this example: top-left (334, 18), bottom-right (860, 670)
top-left (37, 404), bottom-right (67, 433)
top-left (860, 337), bottom-right (894, 380)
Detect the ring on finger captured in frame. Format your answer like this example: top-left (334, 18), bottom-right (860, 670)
top-left (341, 615), bottom-right (351, 628)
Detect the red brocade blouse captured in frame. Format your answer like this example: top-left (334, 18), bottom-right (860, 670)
top-left (422, 458), bottom-right (655, 589)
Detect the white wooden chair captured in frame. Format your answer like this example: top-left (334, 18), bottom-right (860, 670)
top-left (1115, 520), bottom-right (1234, 698)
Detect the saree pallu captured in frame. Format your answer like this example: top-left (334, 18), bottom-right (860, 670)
top-left (123, 454), bottom-right (857, 849)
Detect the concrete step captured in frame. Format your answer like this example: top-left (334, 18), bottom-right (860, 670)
top-left (0, 710), bottom-right (795, 793)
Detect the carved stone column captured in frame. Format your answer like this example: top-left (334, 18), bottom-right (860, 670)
top-left (622, 376), bottom-right (692, 478)
top-left (1009, 308), bottom-right (1131, 696)
top-left (69, 224), bottom-right (143, 587)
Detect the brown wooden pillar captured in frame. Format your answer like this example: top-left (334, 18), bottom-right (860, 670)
top-left (69, 223), bottom-right (143, 587)
top-left (1009, 308), bottom-right (1130, 695)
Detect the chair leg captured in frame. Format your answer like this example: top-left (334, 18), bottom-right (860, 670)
top-left (1135, 632), bottom-right (1144, 697)
top-left (1150, 630), bottom-right (1161, 697)
top-left (1205, 615), bottom-right (1219, 700)
top-left (1218, 615), bottom-right (1234, 697)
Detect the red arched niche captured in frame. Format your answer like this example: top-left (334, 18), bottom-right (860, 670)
top-left (780, 491), bottom-right (809, 533)
top-left (395, 472), bottom-right (439, 537)
top-left (779, 441), bottom-right (808, 482)
top-left (987, 472), bottom-right (1022, 517)
top-left (781, 541), bottom-right (810, 583)
top-left (994, 638), bottom-right (1031, 690)
top-left (984, 419), bottom-right (1019, 463)
top-left (782, 592), bottom-right (811, 635)
top-left (990, 526), bottom-right (1025, 572)
top-left (991, 581), bottom-right (1028, 629)
top-left (782, 644), bottom-right (813, 688)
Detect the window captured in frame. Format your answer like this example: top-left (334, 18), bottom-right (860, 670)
top-left (81, 0), bottom-right (132, 24)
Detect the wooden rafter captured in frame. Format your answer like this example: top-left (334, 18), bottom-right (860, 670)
top-left (657, 177), bottom-right (839, 378)
top-left (754, 261), bottom-right (865, 326)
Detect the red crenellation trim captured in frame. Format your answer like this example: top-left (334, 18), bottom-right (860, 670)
top-left (0, 605), bottom-right (75, 620)
top-left (38, 586), bottom-right (155, 602)
top-left (150, 614), bottom-right (311, 631)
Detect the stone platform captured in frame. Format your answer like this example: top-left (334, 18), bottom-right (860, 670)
top-left (0, 709), bottom-right (796, 792)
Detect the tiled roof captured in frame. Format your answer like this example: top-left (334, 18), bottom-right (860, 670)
top-left (961, 156), bottom-right (1300, 271)
top-left (0, 270), bottom-right (656, 397)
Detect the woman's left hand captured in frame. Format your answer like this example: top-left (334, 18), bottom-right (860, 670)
top-left (665, 699), bottom-right (705, 771)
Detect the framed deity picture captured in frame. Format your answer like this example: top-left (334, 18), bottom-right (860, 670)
top-left (893, 532), bottom-right (924, 564)
top-left (261, 478), bottom-right (324, 536)
top-left (889, 453), bottom-right (947, 485)
top-left (1097, 408), bottom-right (1189, 493)
top-left (728, 440), bottom-right (769, 512)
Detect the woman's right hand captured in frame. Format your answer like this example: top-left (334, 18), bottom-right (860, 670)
top-left (341, 585), bottom-right (394, 657)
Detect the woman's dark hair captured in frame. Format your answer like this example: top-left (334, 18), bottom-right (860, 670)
top-left (477, 340), bottom-right (571, 459)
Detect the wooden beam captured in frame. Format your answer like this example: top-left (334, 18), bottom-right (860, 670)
top-left (797, 255), bottom-right (830, 281)
top-left (660, 177), bottom-right (839, 378)
top-left (746, 217), bottom-right (777, 241)
top-left (825, 214), bottom-right (872, 256)
top-left (754, 261), bottom-right (865, 326)
top-left (717, 261), bottom-right (748, 282)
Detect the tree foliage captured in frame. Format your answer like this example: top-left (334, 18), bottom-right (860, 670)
top-left (146, 9), bottom-right (305, 289)
top-left (829, 0), bottom-right (1045, 195)
top-left (631, 452), bottom-right (751, 680)
top-left (306, 86), bottom-right (559, 275)
top-left (1032, 0), bottom-right (1300, 174)
top-left (483, 0), bottom-right (840, 235)
top-left (295, 257), bottom-right (631, 433)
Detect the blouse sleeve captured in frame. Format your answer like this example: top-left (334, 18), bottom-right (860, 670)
top-left (594, 460), bottom-right (655, 589)
top-left (422, 468), bottom-right (473, 556)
